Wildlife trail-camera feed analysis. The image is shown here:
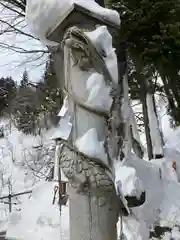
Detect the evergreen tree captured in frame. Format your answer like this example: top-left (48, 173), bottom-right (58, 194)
top-left (20, 69), bottom-right (29, 88)
top-left (10, 86), bottom-right (40, 134)
top-left (37, 54), bottom-right (63, 125)
top-left (109, 0), bottom-right (180, 125)
top-left (7, 55), bottom-right (63, 134)
top-left (0, 76), bottom-right (17, 115)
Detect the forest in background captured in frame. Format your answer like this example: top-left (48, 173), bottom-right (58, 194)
top-left (0, 54), bottom-right (63, 135)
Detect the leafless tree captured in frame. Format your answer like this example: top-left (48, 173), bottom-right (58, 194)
top-left (0, 0), bottom-right (49, 71)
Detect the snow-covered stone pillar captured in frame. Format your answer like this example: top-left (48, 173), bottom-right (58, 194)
top-left (59, 28), bottom-right (120, 239)
top-left (46, 3), bottom-right (120, 240)
top-left (26, 1), bottom-right (146, 239)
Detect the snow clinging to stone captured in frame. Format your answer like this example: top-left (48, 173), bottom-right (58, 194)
top-left (115, 163), bottom-right (144, 199)
top-left (26, 0), bottom-right (120, 46)
top-left (75, 128), bottom-right (109, 167)
top-left (85, 72), bottom-right (113, 111)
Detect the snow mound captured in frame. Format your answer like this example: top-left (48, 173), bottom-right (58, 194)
top-left (159, 180), bottom-right (180, 228)
top-left (160, 126), bottom-right (180, 182)
top-left (165, 126), bottom-right (180, 152)
top-left (151, 158), bottom-right (178, 182)
top-left (26, 0), bottom-right (120, 46)
top-left (121, 154), bottom-right (180, 239)
top-left (124, 154), bottom-right (164, 233)
top-left (119, 215), bottom-right (149, 240)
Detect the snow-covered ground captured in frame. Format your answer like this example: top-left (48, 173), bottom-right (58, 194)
top-left (0, 118), bottom-right (60, 235)
top-left (6, 181), bottom-right (69, 240)
top-left (0, 113), bottom-right (180, 240)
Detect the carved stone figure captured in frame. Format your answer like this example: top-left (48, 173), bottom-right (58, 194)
top-left (57, 25), bottom-right (121, 240)
top-left (50, 7), bottom-right (144, 240)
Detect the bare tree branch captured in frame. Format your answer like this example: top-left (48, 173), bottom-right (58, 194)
top-left (0, 17), bottom-right (39, 40)
top-left (2, 0), bottom-right (26, 12)
top-left (0, 2), bottom-right (25, 17)
top-left (0, 0), bottom-right (49, 62)
top-left (0, 42), bottom-right (49, 54)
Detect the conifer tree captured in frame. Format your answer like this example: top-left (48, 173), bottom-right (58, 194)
top-left (109, 0), bottom-right (180, 125)
top-left (20, 69), bottom-right (29, 89)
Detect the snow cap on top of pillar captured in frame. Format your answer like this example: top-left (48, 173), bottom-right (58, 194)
top-left (26, 0), bottom-right (120, 46)
top-left (47, 2), bottom-right (120, 44)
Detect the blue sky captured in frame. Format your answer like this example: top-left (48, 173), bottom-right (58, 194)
top-left (0, 7), bottom-right (47, 83)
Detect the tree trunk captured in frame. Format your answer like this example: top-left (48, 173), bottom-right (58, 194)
top-left (68, 186), bottom-right (118, 240)
top-left (152, 93), bottom-right (165, 148)
top-left (138, 75), bottom-right (153, 160)
top-left (141, 95), bottom-right (153, 160)
top-left (162, 76), bottom-right (179, 124)
top-left (130, 51), bottom-right (153, 160)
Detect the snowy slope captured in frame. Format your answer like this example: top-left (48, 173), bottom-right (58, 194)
top-left (6, 181), bottom-right (69, 240)
top-left (0, 119), bottom-right (61, 233)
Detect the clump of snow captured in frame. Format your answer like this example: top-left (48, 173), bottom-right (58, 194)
top-left (51, 118), bottom-right (72, 141)
top-left (85, 72), bottom-right (113, 111)
top-left (85, 26), bottom-right (114, 57)
top-left (85, 26), bottom-right (118, 84)
top-left (105, 51), bottom-right (119, 84)
top-left (115, 163), bottom-right (144, 199)
top-left (26, 0), bottom-right (120, 46)
top-left (75, 128), bottom-right (108, 166)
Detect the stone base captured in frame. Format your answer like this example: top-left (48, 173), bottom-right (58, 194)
top-left (68, 186), bottom-right (119, 240)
